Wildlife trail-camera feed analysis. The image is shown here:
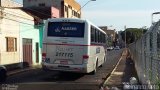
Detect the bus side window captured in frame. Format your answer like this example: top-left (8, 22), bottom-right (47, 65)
top-left (104, 35), bottom-right (107, 43)
top-left (97, 30), bottom-right (100, 43)
top-left (95, 28), bottom-right (98, 43)
top-left (91, 26), bottom-right (95, 42)
top-left (103, 33), bottom-right (105, 43)
top-left (103, 34), bottom-right (105, 43)
top-left (102, 34), bottom-right (105, 43)
top-left (100, 32), bottom-right (103, 43)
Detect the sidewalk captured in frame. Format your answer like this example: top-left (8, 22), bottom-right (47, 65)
top-left (103, 48), bottom-right (139, 89)
top-left (7, 65), bottom-right (41, 76)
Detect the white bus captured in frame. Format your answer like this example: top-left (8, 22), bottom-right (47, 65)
top-left (42, 18), bottom-right (107, 74)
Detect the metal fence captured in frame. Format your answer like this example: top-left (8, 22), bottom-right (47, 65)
top-left (129, 20), bottom-right (160, 88)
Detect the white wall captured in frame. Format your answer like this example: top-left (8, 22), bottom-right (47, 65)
top-left (0, 8), bottom-right (41, 65)
top-left (0, 8), bottom-right (20, 65)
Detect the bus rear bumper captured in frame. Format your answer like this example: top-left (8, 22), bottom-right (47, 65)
top-left (42, 63), bottom-right (91, 73)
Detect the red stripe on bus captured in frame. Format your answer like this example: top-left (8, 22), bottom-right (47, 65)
top-left (43, 43), bottom-right (105, 46)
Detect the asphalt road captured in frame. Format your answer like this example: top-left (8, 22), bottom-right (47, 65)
top-left (1, 49), bottom-right (123, 90)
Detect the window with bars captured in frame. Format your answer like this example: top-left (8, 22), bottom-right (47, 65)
top-left (68, 5), bottom-right (72, 9)
top-left (72, 10), bottom-right (74, 15)
top-left (65, 6), bottom-right (68, 12)
top-left (78, 13), bottom-right (80, 18)
top-left (6, 37), bottom-right (17, 52)
top-left (39, 3), bottom-right (45, 7)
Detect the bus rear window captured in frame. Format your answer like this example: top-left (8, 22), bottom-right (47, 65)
top-left (47, 22), bottom-right (85, 37)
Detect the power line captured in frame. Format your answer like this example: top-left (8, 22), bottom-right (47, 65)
top-left (0, 7), bottom-right (35, 21)
top-left (0, 8), bottom-right (45, 26)
top-left (1, 16), bottom-right (43, 26)
top-left (0, 1), bottom-right (60, 19)
top-left (0, 8), bottom-right (44, 34)
top-left (3, 0), bottom-right (52, 18)
top-left (0, 6), bottom-right (50, 21)
top-left (3, 11), bottom-right (34, 21)
top-left (23, 7), bottom-right (51, 17)
top-left (0, 21), bottom-right (44, 33)
top-left (1, 22), bottom-right (43, 28)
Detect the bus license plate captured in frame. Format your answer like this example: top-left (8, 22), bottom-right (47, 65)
top-left (60, 60), bottom-right (68, 64)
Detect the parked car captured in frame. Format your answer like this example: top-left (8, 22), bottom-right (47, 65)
top-left (0, 65), bottom-right (7, 82)
top-left (107, 46), bottom-right (114, 51)
top-left (114, 46), bottom-right (120, 50)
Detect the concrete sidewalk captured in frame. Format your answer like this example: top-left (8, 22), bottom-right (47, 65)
top-left (103, 49), bottom-right (138, 90)
top-left (7, 65), bottom-right (41, 76)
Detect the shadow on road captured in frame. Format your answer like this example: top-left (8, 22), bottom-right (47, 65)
top-left (121, 57), bottom-right (138, 82)
top-left (43, 71), bottom-right (85, 82)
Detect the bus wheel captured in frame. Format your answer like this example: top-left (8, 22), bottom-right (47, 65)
top-left (101, 57), bottom-right (106, 67)
top-left (90, 60), bottom-right (98, 75)
top-left (104, 56), bottom-right (106, 62)
top-left (100, 57), bottom-right (106, 67)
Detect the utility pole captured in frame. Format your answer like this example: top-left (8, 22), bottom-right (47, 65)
top-left (124, 25), bottom-right (126, 48)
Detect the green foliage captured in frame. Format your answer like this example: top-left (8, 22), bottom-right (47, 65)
top-left (157, 80), bottom-right (160, 90)
top-left (121, 28), bottom-right (147, 44)
top-left (108, 41), bottom-right (112, 46)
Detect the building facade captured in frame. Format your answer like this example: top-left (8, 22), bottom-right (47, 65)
top-left (0, 7), bottom-right (41, 67)
top-left (0, 8), bottom-right (20, 65)
top-left (99, 26), bottom-right (116, 46)
top-left (19, 12), bottom-right (42, 66)
top-left (23, 0), bottom-right (81, 18)
top-left (0, 0), bottom-right (22, 7)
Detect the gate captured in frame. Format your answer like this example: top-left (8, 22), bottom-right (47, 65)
top-left (23, 38), bottom-right (32, 66)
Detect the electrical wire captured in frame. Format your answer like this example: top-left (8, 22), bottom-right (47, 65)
top-left (0, 17), bottom-right (44, 33)
top-left (0, 7), bottom-right (35, 21)
top-left (0, 7), bottom-right (44, 34)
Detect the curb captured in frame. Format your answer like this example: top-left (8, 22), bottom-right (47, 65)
top-left (7, 65), bottom-right (42, 76)
top-left (102, 48), bottom-right (128, 88)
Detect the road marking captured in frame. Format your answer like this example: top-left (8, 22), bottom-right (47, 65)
top-left (113, 72), bottom-right (124, 75)
top-left (103, 49), bottom-right (127, 87)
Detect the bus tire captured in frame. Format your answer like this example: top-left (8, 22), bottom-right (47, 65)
top-left (100, 57), bottom-right (106, 67)
top-left (90, 60), bottom-right (98, 75)
top-left (103, 56), bottom-right (106, 63)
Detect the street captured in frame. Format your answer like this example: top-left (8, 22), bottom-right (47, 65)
top-left (2, 49), bottom-right (123, 90)
top-left (0, 0), bottom-right (159, 89)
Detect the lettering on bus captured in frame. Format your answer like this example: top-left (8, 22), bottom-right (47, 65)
top-left (47, 22), bottom-right (84, 37)
top-left (61, 27), bottom-right (77, 31)
top-left (55, 27), bottom-right (77, 32)
top-left (56, 52), bottom-right (73, 57)
top-left (56, 46), bottom-right (73, 52)
top-left (55, 46), bottom-right (74, 57)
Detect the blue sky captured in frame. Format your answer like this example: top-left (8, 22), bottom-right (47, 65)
top-left (76, 0), bottom-right (160, 31)
top-left (16, 0), bottom-right (160, 31)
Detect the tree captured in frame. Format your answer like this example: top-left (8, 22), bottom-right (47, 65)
top-left (121, 28), bottom-right (147, 44)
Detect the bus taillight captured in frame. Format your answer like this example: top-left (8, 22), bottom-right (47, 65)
top-left (42, 53), bottom-right (46, 61)
top-left (83, 55), bottom-right (89, 59)
top-left (83, 55), bottom-right (89, 64)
